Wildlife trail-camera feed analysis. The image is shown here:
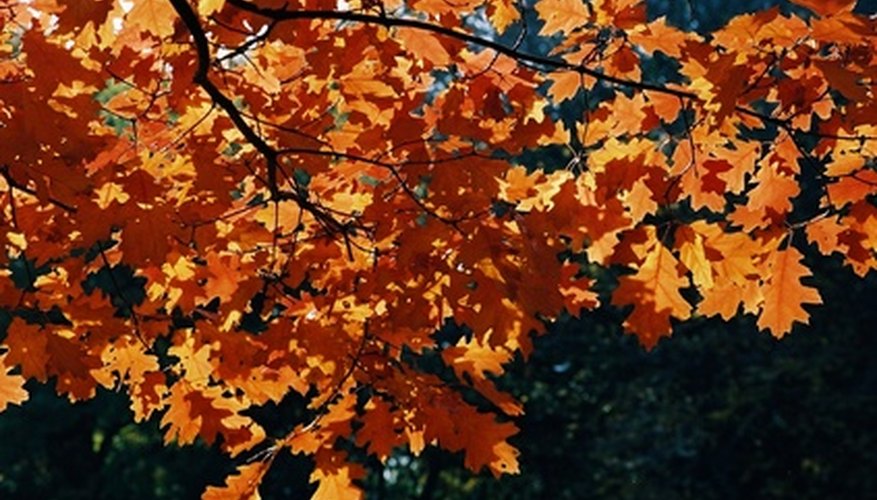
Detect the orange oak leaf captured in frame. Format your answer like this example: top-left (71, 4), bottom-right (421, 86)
top-left (127, 0), bottom-right (178, 38)
top-left (0, 353), bottom-right (29, 412)
top-left (397, 28), bottom-right (452, 67)
top-left (488, 0), bottom-right (520, 31)
top-left (806, 216), bottom-right (847, 257)
top-left (814, 59), bottom-right (869, 102)
top-left (161, 382), bottom-right (203, 446)
top-left (3, 319), bottom-right (50, 381)
top-left (92, 337), bottom-right (160, 388)
top-left (790, 0), bottom-right (857, 17)
top-left (677, 226), bottom-right (714, 289)
top-left (442, 338), bottom-right (510, 381)
top-left (310, 451), bottom-right (365, 500)
top-left (699, 280), bottom-right (761, 321)
top-left (536, 0), bottom-right (590, 35)
top-left (202, 462), bottom-right (267, 500)
top-left (613, 242), bottom-right (692, 349)
top-left (757, 247), bottom-right (823, 337)
top-left (459, 412), bottom-right (521, 477)
top-left (355, 398), bottom-right (406, 462)
top-left (629, 17), bottom-right (691, 57)
top-left (130, 371), bottom-right (169, 422)
top-left (168, 334), bottom-right (214, 386)
top-left (559, 262), bottom-right (600, 313)
top-left (548, 71), bottom-right (583, 103)
top-left (828, 170), bottom-right (877, 207)
top-left (55, 0), bottom-right (113, 33)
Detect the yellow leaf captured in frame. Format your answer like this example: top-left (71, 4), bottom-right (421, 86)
top-left (127, 0), bottom-right (177, 38)
top-left (169, 334), bottom-right (213, 386)
top-left (93, 182), bottom-right (129, 209)
top-left (535, 0), bottom-right (590, 35)
top-left (93, 338), bottom-right (159, 388)
top-left (677, 226), bottom-right (714, 289)
top-left (198, 0), bottom-right (226, 16)
top-left (489, 0), bottom-right (520, 32)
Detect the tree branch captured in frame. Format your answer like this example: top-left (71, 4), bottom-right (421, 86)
top-left (226, 0), bottom-right (696, 100)
top-left (169, 0), bottom-right (281, 196)
top-left (0, 165), bottom-right (78, 213)
top-left (170, 0), bottom-right (361, 244)
top-left (227, 0), bottom-right (877, 144)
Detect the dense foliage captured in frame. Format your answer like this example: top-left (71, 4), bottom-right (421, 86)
top-left (3, 256), bottom-right (875, 498)
top-left (1, 0), bottom-right (876, 497)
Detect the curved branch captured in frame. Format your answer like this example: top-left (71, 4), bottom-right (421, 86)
top-left (227, 0), bottom-right (877, 144)
top-left (225, 0), bottom-right (695, 99)
top-left (169, 0), bottom-right (280, 195)
top-left (170, 0), bottom-right (361, 244)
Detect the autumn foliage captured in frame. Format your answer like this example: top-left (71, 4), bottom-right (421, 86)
top-left (0, 0), bottom-right (875, 497)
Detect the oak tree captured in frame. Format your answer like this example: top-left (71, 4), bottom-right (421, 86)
top-left (0, 0), bottom-right (875, 497)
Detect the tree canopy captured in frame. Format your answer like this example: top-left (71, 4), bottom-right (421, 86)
top-left (1, 0), bottom-right (876, 497)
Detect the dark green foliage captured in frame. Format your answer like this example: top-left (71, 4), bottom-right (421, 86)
top-left (0, 385), bottom-right (228, 500)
